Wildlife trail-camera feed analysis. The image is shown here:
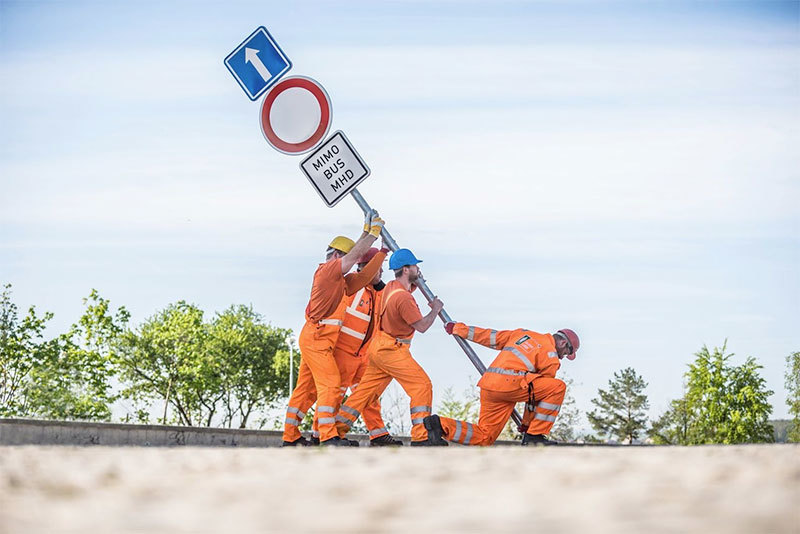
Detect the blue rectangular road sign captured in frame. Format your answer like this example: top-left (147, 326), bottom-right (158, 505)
top-left (224, 26), bottom-right (292, 101)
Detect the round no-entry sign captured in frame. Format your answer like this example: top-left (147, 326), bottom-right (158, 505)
top-left (260, 76), bottom-right (332, 155)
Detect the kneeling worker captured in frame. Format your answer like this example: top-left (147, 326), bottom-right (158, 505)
top-left (425, 323), bottom-right (580, 446)
top-left (334, 248), bottom-right (448, 446)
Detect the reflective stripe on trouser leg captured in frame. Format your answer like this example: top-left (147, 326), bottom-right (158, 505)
top-left (451, 421), bottom-right (474, 444)
top-left (333, 361), bottom-right (393, 439)
top-left (455, 388), bottom-right (531, 446)
top-left (368, 334), bottom-right (433, 442)
top-left (317, 405), bottom-right (337, 426)
top-left (410, 404), bottom-right (432, 425)
top-left (282, 357), bottom-right (317, 442)
top-left (437, 416), bottom-right (486, 446)
top-left (350, 353), bottom-right (388, 437)
top-left (300, 340), bottom-right (344, 442)
top-left (335, 404), bottom-right (360, 428)
top-left (527, 376), bottom-right (567, 435)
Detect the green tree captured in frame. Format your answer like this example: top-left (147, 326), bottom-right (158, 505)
top-left (209, 305), bottom-right (292, 428)
top-left (786, 351), bottom-right (800, 442)
top-left (649, 395), bottom-right (691, 445)
top-left (651, 343), bottom-right (774, 445)
top-left (588, 367), bottom-right (650, 444)
top-left (0, 284), bottom-right (58, 416)
top-left (683, 343), bottom-right (773, 444)
top-left (117, 301), bottom-right (220, 427)
top-left (24, 290), bottom-right (128, 420)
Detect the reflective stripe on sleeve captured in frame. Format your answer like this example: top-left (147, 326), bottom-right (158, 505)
top-left (538, 401), bottom-right (561, 412)
top-left (340, 326), bottom-right (366, 340)
top-left (467, 326), bottom-right (475, 341)
top-left (319, 319), bottom-right (343, 326)
top-left (490, 330), bottom-right (497, 348)
top-left (502, 346), bottom-right (536, 372)
top-left (369, 428), bottom-right (388, 437)
top-left (410, 405), bottom-right (432, 414)
top-left (486, 367), bottom-right (527, 376)
top-left (534, 412), bottom-right (557, 423)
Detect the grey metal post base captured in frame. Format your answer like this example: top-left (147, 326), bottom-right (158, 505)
top-left (350, 189), bottom-right (523, 428)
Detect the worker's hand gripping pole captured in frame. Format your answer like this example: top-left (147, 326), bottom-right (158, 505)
top-left (350, 189), bottom-right (523, 427)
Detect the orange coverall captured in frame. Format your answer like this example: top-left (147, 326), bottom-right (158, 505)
top-left (282, 251), bottom-right (386, 443)
top-left (334, 280), bottom-right (434, 443)
top-left (307, 284), bottom-right (389, 440)
top-left (437, 324), bottom-right (566, 446)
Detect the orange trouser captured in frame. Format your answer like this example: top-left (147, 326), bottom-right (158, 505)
top-left (309, 348), bottom-right (389, 439)
top-left (282, 327), bottom-right (342, 442)
top-left (439, 376), bottom-right (566, 445)
top-left (335, 332), bottom-right (432, 442)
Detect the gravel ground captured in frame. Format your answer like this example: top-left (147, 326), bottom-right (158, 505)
top-left (0, 444), bottom-right (798, 533)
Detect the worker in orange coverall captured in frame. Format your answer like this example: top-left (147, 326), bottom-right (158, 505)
top-left (282, 210), bottom-right (387, 447)
top-left (334, 248), bottom-right (448, 446)
top-left (308, 247), bottom-right (402, 446)
top-left (423, 323), bottom-right (580, 446)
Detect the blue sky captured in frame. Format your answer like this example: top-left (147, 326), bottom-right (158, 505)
top-left (1, 1), bottom-right (798, 424)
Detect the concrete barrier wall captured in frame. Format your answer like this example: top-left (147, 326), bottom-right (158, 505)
top-left (0, 418), bottom-right (539, 447)
top-left (0, 418), bottom-right (405, 448)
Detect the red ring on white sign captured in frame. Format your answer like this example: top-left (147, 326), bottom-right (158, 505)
top-left (260, 76), bottom-right (332, 155)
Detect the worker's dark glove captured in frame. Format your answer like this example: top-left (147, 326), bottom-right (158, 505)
top-left (444, 322), bottom-right (455, 335)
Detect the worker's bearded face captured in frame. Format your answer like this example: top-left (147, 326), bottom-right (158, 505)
top-left (407, 265), bottom-right (420, 284)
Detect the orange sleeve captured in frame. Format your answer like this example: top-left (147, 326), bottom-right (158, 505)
top-left (452, 323), bottom-right (514, 350)
top-left (396, 293), bottom-right (423, 326)
top-left (344, 251), bottom-right (387, 296)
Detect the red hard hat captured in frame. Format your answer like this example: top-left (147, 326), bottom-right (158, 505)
top-left (358, 247), bottom-right (381, 265)
top-left (557, 328), bottom-right (580, 360)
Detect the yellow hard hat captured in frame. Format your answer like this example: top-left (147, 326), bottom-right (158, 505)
top-left (328, 235), bottom-right (355, 253)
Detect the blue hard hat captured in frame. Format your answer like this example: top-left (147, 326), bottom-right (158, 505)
top-left (389, 248), bottom-right (423, 270)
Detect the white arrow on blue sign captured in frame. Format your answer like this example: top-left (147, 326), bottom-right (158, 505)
top-left (224, 26), bottom-right (292, 101)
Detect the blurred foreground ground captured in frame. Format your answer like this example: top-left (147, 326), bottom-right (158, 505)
top-left (1, 444), bottom-right (798, 533)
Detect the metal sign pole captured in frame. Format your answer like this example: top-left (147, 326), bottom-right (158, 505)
top-left (350, 189), bottom-right (523, 427)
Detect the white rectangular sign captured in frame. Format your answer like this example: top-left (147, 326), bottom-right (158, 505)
top-left (299, 131), bottom-right (370, 207)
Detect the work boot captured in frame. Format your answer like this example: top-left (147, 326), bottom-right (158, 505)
top-left (282, 436), bottom-right (313, 447)
top-left (521, 433), bottom-right (558, 446)
top-left (321, 437), bottom-right (358, 447)
top-left (369, 434), bottom-right (403, 447)
top-left (423, 415), bottom-right (446, 444)
top-left (310, 436), bottom-right (320, 446)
